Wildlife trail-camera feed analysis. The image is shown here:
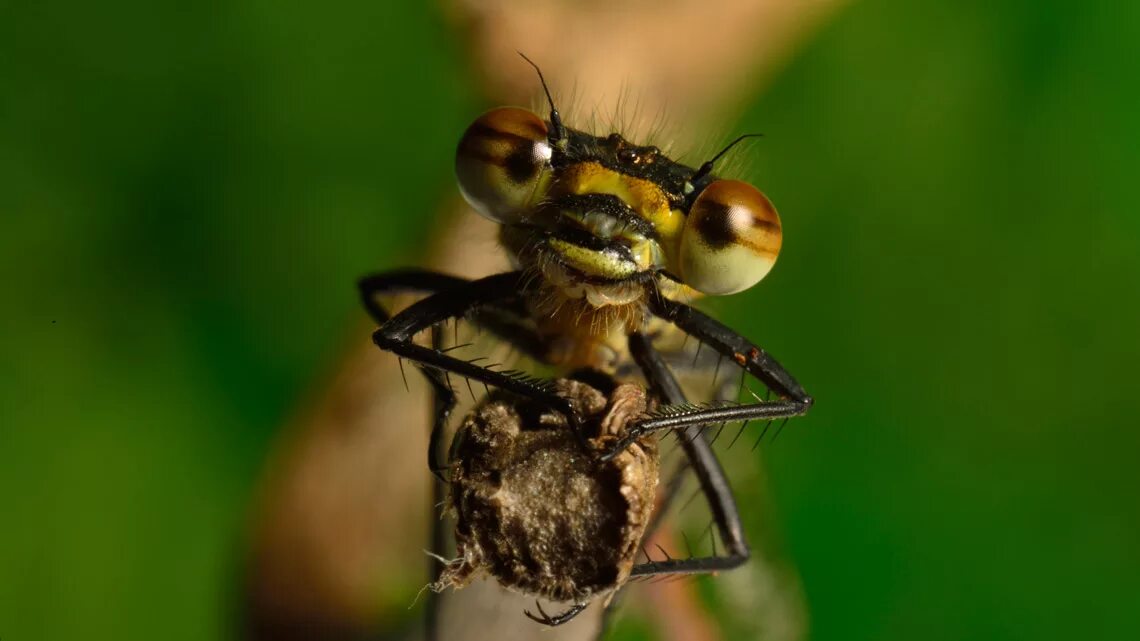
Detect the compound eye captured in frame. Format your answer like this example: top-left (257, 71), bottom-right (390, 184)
top-left (455, 107), bottom-right (552, 223)
top-left (679, 180), bottom-right (782, 295)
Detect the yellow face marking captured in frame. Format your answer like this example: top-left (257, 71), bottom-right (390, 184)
top-left (547, 238), bottom-right (639, 279)
top-left (551, 162), bottom-right (686, 268)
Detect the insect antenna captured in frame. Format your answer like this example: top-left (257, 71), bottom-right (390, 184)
top-left (690, 133), bottom-right (765, 184)
top-left (517, 52), bottom-right (566, 145)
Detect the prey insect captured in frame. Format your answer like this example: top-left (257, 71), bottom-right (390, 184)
top-left (436, 334), bottom-right (747, 630)
top-left (359, 54), bottom-right (812, 633)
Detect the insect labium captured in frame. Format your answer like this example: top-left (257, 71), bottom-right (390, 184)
top-left (359, 55), bottom-right (812, 631)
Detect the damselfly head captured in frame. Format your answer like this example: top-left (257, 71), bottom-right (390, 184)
top-left (454, 56), bottom-right (782, 299)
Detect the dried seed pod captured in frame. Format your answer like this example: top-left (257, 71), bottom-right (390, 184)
top-left (437, 379), bottom-right (659, 604)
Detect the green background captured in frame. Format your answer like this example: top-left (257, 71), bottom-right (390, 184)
top-left (2, 1), bottom-right (1137, 639)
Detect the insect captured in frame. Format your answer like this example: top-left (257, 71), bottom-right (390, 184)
top-left (358, 55), bottom-right (812, 632)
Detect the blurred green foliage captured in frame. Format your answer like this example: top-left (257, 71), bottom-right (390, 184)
top-left (742, 2), bottom-right (1140, 639)
top-left (2, 1), bottom-right (1138, 640)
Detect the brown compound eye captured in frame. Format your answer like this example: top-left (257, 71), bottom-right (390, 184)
top-left (455, 107), bottom-right (552, 223)
top-left (679, 179), bottom-right (782, 295)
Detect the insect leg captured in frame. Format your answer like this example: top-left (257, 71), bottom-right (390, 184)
top-left (373, 271), bottom-right (584, 436)
top-left (360, 269), bottom-right (541, 350)
top-left (359, 270), bottom-right (465, 640)
top-left (624, 332), bottom-right (750, 579)
top-left (603, 400), bottom-right (808, 460)
top-left (359, 268), bottom-right (554, 473)
top-left (358, 268), bottom-right (470, 325)
top-left (360, 270), bottom-right (557, 640)
top-left (648, 290), bottom-right (811, 402)
top-left (599, 293), bottom-right (814, 459)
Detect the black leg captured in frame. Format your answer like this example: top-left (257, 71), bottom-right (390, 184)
top-left (373, 271), bottom-right (585, 435)
top-left (359, 271), bottom-right (465, 639)
top-left (358, 268), bottom-right (469, 325)
top-left (524, 601), bottom-right (588, 627)
top-left (360, 270), bottom-right (554, 640)
top-left (358, 269), bottom-right (558, 474)
top-left (599, 292), bottom-right (814, 460)
top-left (648, 289), bottom-right (811, 402)
top-left (658, 335), bottom-right (744, 403)
top-left (358, 270), bottom-right (466, 477)
top-left (358, 269), bottom-right (547, 361)
top-left (625, 332), bottom-right (750, 578)
top-left (595, 370), bottom-right (708, 638)
top-left (360, 269), bottom-right (587, 636)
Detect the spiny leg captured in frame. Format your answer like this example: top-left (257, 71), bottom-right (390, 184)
top-left (624, 332), bottom-right (750, 579)
top-left (359, 269), bottom-right (563, 640)
top-left (360, 271), bottom-right (464, 478)
top-left (660, 335), bottom-right (746, 409)
top-left (373, 271), bottom-right (584, 435)
top-left (605, 399), bottom-right (807, 460)
top-left (359, 272), bottom-right (472, 640)
top-left (521, 331), bottom-right (742, 633)
top-left (596, 376), bottom-right (707, 637)
top-left (375, 275), bottom-right (595, 631)
top-left (358, 268), bottom-right (469, 326)
top-left (649, 288), bottom-right (811, 402)
top-left (601, 335), bottom-right (752, 634)
top-left (600, 291), bottom-right (814, 459)
top-left (359, 269), bottom-right (546, 362)
top-left (359, 269), bottom-right (553, 473)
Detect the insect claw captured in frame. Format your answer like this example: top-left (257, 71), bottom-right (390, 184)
top-left (524, 600), bottom-right (558, 626)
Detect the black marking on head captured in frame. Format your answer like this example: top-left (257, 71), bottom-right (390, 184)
top-left (541, 243), bottom-right (659, 285)
top-left (555, 193), bottom-right (658, 239)
top-left (553, 225), bottom-right (624, 253)
top-left (560, 128), bottom-right (699, 209)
